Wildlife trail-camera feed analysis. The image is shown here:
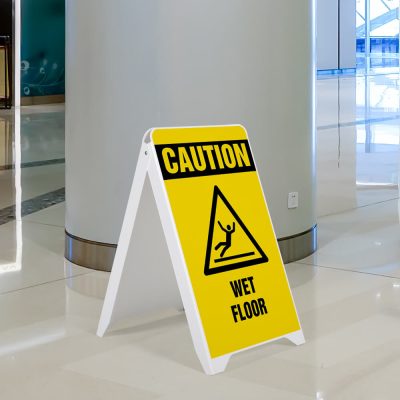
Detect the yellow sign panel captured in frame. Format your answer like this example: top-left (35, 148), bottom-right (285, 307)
top-left (152, 125), bottom-right (301, 358)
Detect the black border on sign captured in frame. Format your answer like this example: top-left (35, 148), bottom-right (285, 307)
top-left (204, 186), bottom-right (269, 276)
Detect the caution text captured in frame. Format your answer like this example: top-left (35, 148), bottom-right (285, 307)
top-left (155, 140), bottom-right (256, 180)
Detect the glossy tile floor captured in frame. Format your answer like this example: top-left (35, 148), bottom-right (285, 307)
top-left (2, 74), bottom-right (400, 399)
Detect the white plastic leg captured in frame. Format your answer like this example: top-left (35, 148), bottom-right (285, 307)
top-left (285, 330), bottom-right (305, 346)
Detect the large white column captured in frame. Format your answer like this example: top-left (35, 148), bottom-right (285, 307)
top-left (65, 0), bottom-right (316, 270)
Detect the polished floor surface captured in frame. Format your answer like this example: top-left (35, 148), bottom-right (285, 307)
top-left (1, 75), bottom-right (400, 398)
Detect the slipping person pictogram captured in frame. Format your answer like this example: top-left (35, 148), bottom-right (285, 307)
top-left (204, 186), bottom-right (269, 276)
top-left (215, 221), bottom-right (236, 258)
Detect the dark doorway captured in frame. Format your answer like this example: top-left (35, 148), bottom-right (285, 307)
top-left (0, 0), bottom-right (13, 108)
top-left (0, 0), bottom-right (12, 36)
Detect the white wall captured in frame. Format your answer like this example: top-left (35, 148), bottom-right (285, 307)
top-left (316, 78), bottom-right (357, 216)
top-left (340, 0), bottom-right (357, 69)
top-left (317, 0), bottom-right (339, 70)
top-left (317, 0), bottom-right (356, 70)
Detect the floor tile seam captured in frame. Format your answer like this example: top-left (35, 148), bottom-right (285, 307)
top-left (0, 271), bottom-right (93, 297)
top-left (318, 115), bottom-right (400, 131)
top-left (0, 197), bottom-right (65, 215)
top-left (0, 187), bottom-right (65, 226)
top-left (356, 197), bottom-right (400, 210)
top-left (295, 260), bottom-right (399, 280)
top-left (317, 196), bottom-right (400, 220)
top-left (319, 70), bottom-right (398, 75)
top-left (0, 158), bottom-right (65, 171)
top-left (62, 370), bottom-right (152, 395)
top-left (317, 71), bottom-right (400, 81)
top-left (22, 217), bottom-right (65, 230)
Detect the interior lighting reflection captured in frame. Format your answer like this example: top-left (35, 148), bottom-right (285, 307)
top-left (0, 329), bottom-right (64, 357)
top-left (356, 182), bottom-right (398, 187)
top-left (0, 110), bottom-right (22, 274)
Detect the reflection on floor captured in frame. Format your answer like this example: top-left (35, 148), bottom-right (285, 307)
top-left (317, 73), bottom-right (400, 216)
top-left (1, 75), bottom-right (400, 398)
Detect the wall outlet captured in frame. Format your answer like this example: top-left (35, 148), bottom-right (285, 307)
top-left (288, 192), bottom-right (299, 209)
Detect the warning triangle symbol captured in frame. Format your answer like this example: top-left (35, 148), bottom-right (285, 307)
top-left (204, 186), bottom-right (269, 276)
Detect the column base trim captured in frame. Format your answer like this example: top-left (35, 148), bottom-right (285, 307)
top-left (65, 225), bottom-right (318, 272)
top-left (65, 230), bottom-right (116, 272)
top-left (278, 225), bottom-right (318, 264)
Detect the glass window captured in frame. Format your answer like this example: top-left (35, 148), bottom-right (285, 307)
top-left (357, 0), bottom-right (400, 73)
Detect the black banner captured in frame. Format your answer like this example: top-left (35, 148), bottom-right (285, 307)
top-left (155, 140), bottom-right (256, 180)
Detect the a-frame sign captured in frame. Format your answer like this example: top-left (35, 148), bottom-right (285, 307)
top-left (97, 125), bottom-right (305, 375)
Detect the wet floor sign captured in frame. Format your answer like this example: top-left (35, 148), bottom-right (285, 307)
top-left (98, 125), bottom-right (304, 375)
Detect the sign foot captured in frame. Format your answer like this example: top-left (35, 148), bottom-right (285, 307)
top-left (285, 330), bottom-right (305, 346)
top-left (201, 354), bottom-right (231, 375)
